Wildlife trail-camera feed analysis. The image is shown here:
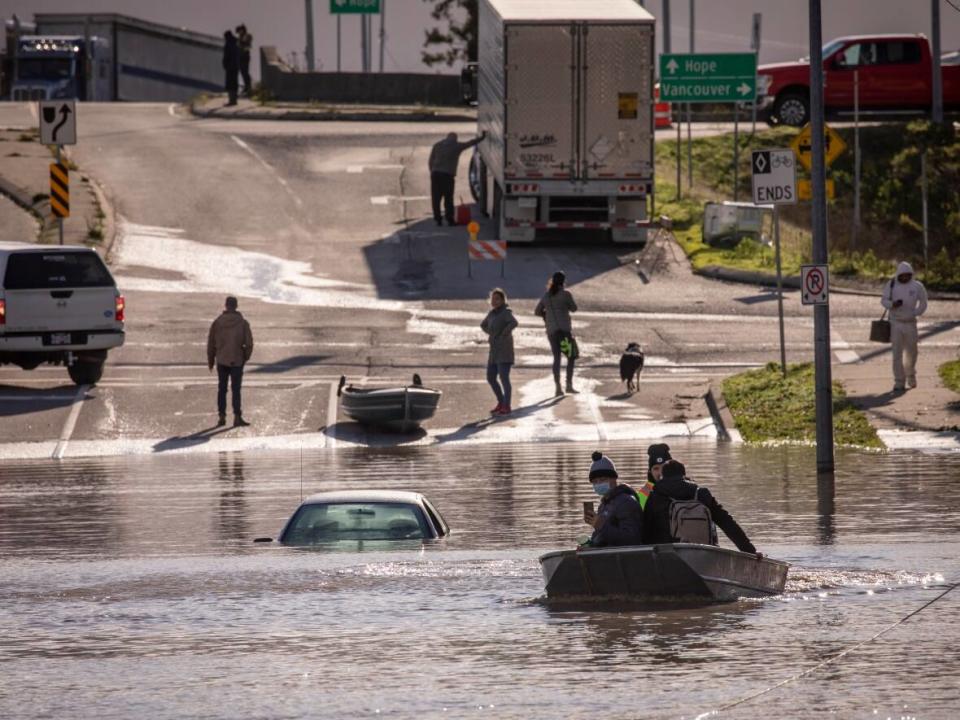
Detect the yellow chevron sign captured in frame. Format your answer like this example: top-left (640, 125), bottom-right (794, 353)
top-left (49, 162), bottom-right (69, 218)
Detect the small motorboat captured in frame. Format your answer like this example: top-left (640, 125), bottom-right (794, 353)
top-left (337, 374), bottom-right (442, 432)
top-left (539, 543), bottom-right (789, 602)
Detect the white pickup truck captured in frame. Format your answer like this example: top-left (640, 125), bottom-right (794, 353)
top-left (0, 243), bottom-right (125, 385)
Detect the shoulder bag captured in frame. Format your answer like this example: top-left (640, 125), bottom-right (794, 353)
top-left (870, 278), bottom-right (895, 343)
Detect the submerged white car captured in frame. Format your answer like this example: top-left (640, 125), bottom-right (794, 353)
top-left (260, 490), bottom-right (450, 546)
top-left (0, 242), bottom-right (124, 385)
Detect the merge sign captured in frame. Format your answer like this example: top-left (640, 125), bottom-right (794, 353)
top-left (659, 53), bottom-right (757, 103)
top-left (751, 149), bottom-right (797, 205)
top-left (801, 264), bottom-right (829, 305)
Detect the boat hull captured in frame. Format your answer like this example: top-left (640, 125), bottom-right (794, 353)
top-left (539, 544), bottom-right (789, 602)
top-left (340, 386), bottom-right (442, 432)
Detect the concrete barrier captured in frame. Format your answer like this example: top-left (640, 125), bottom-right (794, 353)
top-left (260, 46), bottom-right (462, 106)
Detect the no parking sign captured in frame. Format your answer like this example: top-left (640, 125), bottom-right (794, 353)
top-left (801, 264), bottom-right (829, 305)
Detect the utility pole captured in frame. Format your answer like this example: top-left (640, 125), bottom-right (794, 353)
top-left (932, 0), bottom-right (943, 123)
top-left (304, 0), bottom-right (315, 71)
top-left (687, 0), bottom-right (694, 189)
top-left (337, 15), bottom-right (342, 72)
top-left (662, 0), bottom-right (671, 54)
top-left (808, 0), bottom-right (835, 475)
top-left (379, 0), bottom-right (386, 73)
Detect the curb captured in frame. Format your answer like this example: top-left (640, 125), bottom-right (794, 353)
top-left (188, 99), bottom-right (477, 124)
top-left (0, 173), bottom-right (51, 242)
top-left (695, 264), bottom-right (960, 301)
top-left (705, 384), bottom-right (740, 443)
top-left (86, 174), bottom-right (118, 263)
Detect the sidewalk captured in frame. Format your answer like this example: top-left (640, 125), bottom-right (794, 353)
top-left (189, 94), bottom-right (477, 123)
top-left (0, 127), bottom-right (110, 252)
top-left (833, 340), bottom-right (960, 450)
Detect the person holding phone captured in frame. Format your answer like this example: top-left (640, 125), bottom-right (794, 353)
top-left (581, 451), bottom-right (643, 548)
top-left (881, 261), bottom-right (928, 392)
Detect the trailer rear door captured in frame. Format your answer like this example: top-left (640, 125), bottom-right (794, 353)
top-left (581, 24), bottom-right (654, 180)
top-left (504, 24), bottom-right (576, 180)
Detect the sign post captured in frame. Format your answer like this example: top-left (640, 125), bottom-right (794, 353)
top-left (751, 148), bottom-right (797, 377)
top-left (39, 101), bottom-right (77, 246)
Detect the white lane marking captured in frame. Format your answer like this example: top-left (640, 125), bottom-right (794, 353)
top-left (167, 103), bottom-right (177, 117)
top-left (581, 380), bottom-right (609, 443)
top-left (347, 164), bottom-right (403, 173)
top-left (832, 329), bottom-right (861, 364)
top-left (370, 195), bottom-right (430, 205)
top-left (325, 380), bottom-right (338, 450)
top-left (52, 384), bottom-right (88, 460)
top-left (230, 134), bottom-right (304, 208)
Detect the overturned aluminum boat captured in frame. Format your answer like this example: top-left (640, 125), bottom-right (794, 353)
top-left (337, 374), bottom-right (442, 432)
top-left (539, 543), bottom-right (789, 602)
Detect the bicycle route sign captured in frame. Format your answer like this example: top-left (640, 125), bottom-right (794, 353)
top-left (801, 264), bottom-right (829, 305)
top-left (751, 148), bottom-right (797, 205)
top-left (659, 53), bottom-right (757, 103)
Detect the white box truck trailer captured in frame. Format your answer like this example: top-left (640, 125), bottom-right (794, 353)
top-left (475, 0), bottom-right (656, 243)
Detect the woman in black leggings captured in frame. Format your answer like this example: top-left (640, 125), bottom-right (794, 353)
top-left (534, 271), bottom-right (578, 396)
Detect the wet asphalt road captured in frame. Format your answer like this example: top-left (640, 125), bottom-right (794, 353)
top-left (0, 102), bottom-right (958, 458)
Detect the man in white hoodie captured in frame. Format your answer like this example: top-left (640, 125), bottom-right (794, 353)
top-left (881, 261), bottom-right (928, 392)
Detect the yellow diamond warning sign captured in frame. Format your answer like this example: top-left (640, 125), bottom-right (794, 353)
top-left (790, 123), bottom-right (847, 172)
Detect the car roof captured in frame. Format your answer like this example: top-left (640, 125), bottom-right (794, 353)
top-left (299, 490), bottom-right (427, 506)
top-left (834, 33), bottom-right (925, 43)
top-left (0, 241), bottom-right (97, 253)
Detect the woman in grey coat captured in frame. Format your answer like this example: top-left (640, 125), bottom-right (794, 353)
top-left (534, 270), bottom-right (578, 396)
top-left (480, 287), bottom-right (519, 415)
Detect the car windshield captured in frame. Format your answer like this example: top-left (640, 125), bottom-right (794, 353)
top-left (17, 58), bottom-right (73, 80)
top-left (4, 251), bottom-right (114, 289)
top-left (280, 502), bottom-right (431, 544)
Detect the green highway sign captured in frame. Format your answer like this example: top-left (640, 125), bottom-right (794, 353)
top-left (659, 53), bottom-right (757, 103)
top-left (330, 0), bottom-right (380, 13)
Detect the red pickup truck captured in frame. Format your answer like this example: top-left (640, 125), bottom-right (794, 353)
top-left (758, 34), bottom-right (960, 126)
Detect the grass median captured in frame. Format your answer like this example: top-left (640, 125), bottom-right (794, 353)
top-left (722, 362), bottom-right (882, 448)
top-left (940, 359), bottom-right (960, 394)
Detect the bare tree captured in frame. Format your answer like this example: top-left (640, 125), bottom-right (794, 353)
top-left (421, 0), bottom-right (477, 67)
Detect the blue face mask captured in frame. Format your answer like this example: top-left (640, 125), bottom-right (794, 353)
top-left (592, 482), bottom-right (610, 497)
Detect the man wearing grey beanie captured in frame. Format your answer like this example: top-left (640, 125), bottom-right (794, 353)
top-left (582, 451), bottom-right (643, 547)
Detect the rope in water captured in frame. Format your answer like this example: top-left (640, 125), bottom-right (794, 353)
top-left (694, 578), bottom-right (960, 719)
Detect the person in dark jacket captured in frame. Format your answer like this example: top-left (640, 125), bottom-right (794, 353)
top-left (428, 131), bottom-right (485, 225)
top-left (534, 271), bottom-right (578, 396)
top-left (582, 452), bottom-right (643, 547)
top-left (642, 459), bottom-right (759, 554)
top-left (235, 24), bottom-right (253, 97)
top-left (222, 30), bottom-right (239, 106)
top-left (480, 287), bottom-right (519, 416)
top-left (207, 296), bottom-right (254, 427)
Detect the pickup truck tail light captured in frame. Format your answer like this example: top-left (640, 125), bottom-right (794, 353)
top-left (115, 295), bottom-right (125, 323)
top-left (0, 298), bottom-right (5, 325)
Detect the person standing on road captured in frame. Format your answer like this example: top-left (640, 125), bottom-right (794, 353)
top-left (207, 296), bottom-right (254, 427)
top-left (582, 451), bottom-right (644, 547)
top-left (534, 271), bottom-right (578, 396)
top-left (428, 131), bottom-right (485, 226)
top-left (480, 287), bottom-right (518, 416)
top-left (222, 30), bottom-right (239, 106)
top-left (235, 24), bottom-right (253, 97)
top-left (881, 261), bottom-right (928, 392)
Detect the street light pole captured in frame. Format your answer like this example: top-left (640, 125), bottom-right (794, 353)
top-left (931, 0), bottom-right (943, 123)
top-left (808, 0), bottom-right (835, 475)
top-left (304, 0), bottom-right (315, 71)
top-left (687, 0), bottom-right (694, 189)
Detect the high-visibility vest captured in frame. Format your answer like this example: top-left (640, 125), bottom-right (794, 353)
top-left (636, 482), bottom-right (654, 510)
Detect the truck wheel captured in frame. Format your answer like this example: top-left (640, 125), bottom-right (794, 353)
top-left (68, 360), bottom-right (105, 386)
top-left (468, 150), bottom-right (482, 203)
top-left (772, 92), bottom-right (809, 127)
top-left (493, 182), bottom-right (503, 236)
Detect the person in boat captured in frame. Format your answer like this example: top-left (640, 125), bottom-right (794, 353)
top-left (638, 442), bottom-right (674, 511)
top-left (480, 287), bottom-right (518, 416)
top-left (582, 452), bottom-right (644, 547)
top-left (642, 458), bottom-right (759, 555)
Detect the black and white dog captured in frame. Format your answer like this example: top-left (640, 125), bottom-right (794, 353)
top-left (619, 342), bottom-right (645, 393)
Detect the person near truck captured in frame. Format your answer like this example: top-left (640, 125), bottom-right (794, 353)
top-left (581, 452), bottom-right (644, 548)
top-left (235, 24), bottom-right (253, 97)
top-left (534, 271), bottom-right (578, 396)
top-left (881, 261), bottom-right (928, 392)
top-left (222, 30), bottom-right (239, 106)
top-left (207, 296), bottom-right (254, 427)
top-left (480, 287), bottom-right (518, 416)
top-left (428, 131), bottom-right (485, 226)
top-left (642, 459), bottom-right (760, 555)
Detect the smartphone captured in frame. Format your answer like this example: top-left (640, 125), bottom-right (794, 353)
top-left (582, 501), bottom-right (594, 520)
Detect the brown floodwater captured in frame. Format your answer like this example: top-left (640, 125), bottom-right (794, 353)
top-left (1, 440), bottom-right (958, 719)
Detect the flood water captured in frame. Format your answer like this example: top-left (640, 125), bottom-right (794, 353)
top-left (2, 440), bottom-right (959, 719)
